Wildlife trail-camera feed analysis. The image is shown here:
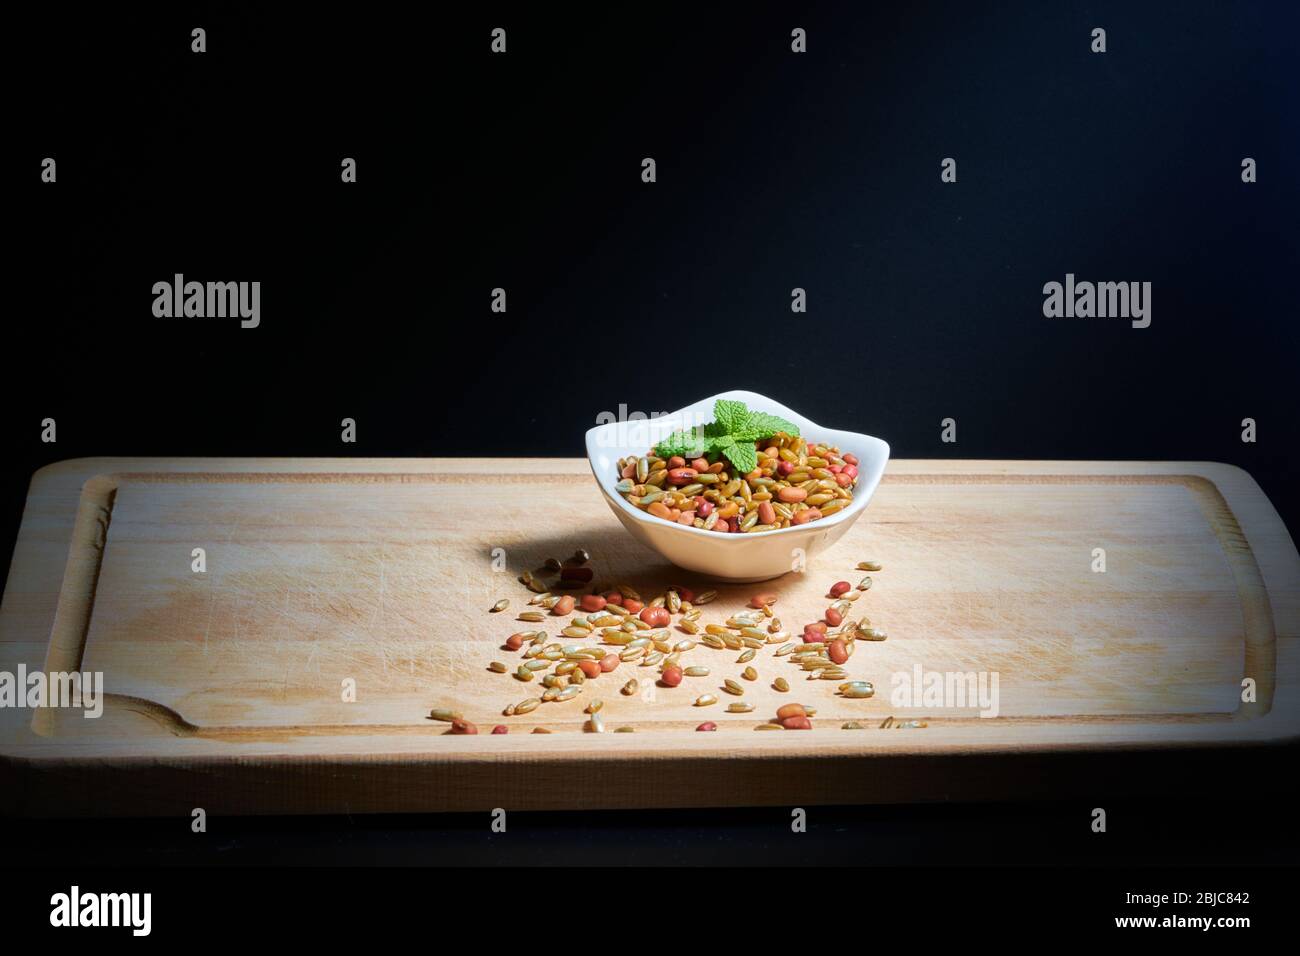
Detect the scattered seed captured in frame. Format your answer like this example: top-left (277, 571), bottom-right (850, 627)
top-left (755, 723), bottom-right (783, 731)
top-left (588, 712), bottom-right (605, 733)
top-left (429, 708), bottom-right (462, 722)
top-left (614, 726), bottom-right (635, 733)
top-left (842, 721), bottom-right (866, 730)
top-left (695, 590), bottom-right (717, 605)
top-left (857, 561), bottom-right (883, 572)
top-left (737, 648), bottom-right (756, 663)
top-left (742, 666), bottom-right (757, 681)
top-left (488, 662), bottom-right (507, 673)
top-left (857, 575), bottom-right (873, 591)
top-left (684, 666), bottom-right (710, 677)
top-left (544, 557), bottom-right (563, 572)
top-left (722, 679), bottom-right (744, 696)
top-left (490, 599), bottom-right (509, 613)
top-left (514, 698), bottom-right (541, 714)
top-left (773, 677), bottom-right (789, 692)
top-left (532, 727), bottom-right (552, 734)
top-left (726, 702), bottom-right (755, 713)
top-left (518, 611), bottom-right (546, 622)
top-left (449, 718), bottom-right (478, 734)
top-left (694, 694), bottom-right (718, 707)
top-left (696, 722), bottom-right (717, 731)
top-left (621, 679), bottom-right (639, 696)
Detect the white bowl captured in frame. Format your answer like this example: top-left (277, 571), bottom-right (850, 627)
top-left (585, 390), bottom-right (890, 582)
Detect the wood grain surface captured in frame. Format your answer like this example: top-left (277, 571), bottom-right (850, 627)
top-left (1, 458), bottom-right (1296, 816)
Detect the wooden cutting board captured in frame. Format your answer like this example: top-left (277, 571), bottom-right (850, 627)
top-left (1, 457), bottom-right (1297, 816)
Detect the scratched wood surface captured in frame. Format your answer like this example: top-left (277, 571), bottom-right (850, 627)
top-left (0, 458), bottom-right (1296, 816)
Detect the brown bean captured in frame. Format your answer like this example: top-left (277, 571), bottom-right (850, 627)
top-left (667, 467), bottom-right (699, 486)
top-left (560, 565), bottom-right (594, 583)
top-left (825, 607), bottom-right (843, 627)
top-left (640, 606), bottom-right (671, 628)
top-left (505, 633), bottom-right (526, 651)
top-left (578, 659), bottom-right (602, 679)
top-left (776, 703), bottom-right (807, 721)
top-left (599, 653), bottom-right (620, 673)
top-left (828, 638), bottom-right (848, 665)
top-left (661, 664), bottom-right (683, 687)
top-left (777, 487), bottom-right (807, 503)
top-left (552, 595), bottom-right (575, 615)
top-left (580, 594), bottom-right (607, 613)
top-left (829, 581), bottom-right (851, 598)
top-left (449, 719), bottom-right (479, 735)
top-left (758, 501), bottom-right (776, 525)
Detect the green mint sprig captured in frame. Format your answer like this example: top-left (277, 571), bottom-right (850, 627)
top-left (653, 399), bottom-right (799, 475)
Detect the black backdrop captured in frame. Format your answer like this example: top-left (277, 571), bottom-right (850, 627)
top-left (5, 2), bottom-right (1299, 867)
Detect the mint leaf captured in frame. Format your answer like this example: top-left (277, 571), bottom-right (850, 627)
top-left (724, 440), bottom-right (758, 475)
top-left (739, 411), bottom-right (799, 441)
top-left (713, 399), bottom-right (749, 434)
top-left (653, 428), bottom-right (707, 459)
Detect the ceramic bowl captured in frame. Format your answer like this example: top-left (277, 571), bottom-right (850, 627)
top-left (584, 390), bottom-right (889, 582)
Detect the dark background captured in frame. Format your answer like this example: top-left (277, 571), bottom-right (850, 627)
top-left (4, 1), bottom-right (1299, 868)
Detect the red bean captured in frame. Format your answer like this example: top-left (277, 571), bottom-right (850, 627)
top-left (449, 718), bottom-right (479, 735)
top-left (835, 473), bottom-right (853, 488)
top-left (802, 631), bottom-right (823, 643)
top-left (491, 725), bottom-right (508, 734)
top-left (505, 633), bottom-right (526, 651)
top-left (696, 722), bottom-right (717, 732)
top-left (781, 716), bottom-right (812, 730)
top-left (776, 703), bottom-right (807, 720)
top-left (827, 464), bottom-right (843, 474)
top-left (843, 453), bottom-right (859, 466)
top-left (667, 467), bottom-right (699, 486)
top-left (580, 594), bottom-right (607, 613)
top-left (578, 660), bottom-right (602, 679)
top-left (560, 565), bottom-right (594, 582)
top-left (825, 607), bottom-right (843, 627)
top-left (599, 653), bottom-right (620, 672)
top-left (805, 622), bottom-right (827, 635)
top-left (842, 464), bottom-right (859, 479)
top-left (603, 590), bottom-right (623, 606)
top-left (777, 460), bottom-right (794, 476)
top-left (647, 501), bottom-right (674, 521)
top-left (697, 500), bottom-right (714, 517)
top-left (828, 638), bottom-right (848, 665)
top-left (672, 586), bottom-right (697, 603)
top-left (668, 455), bottom-right (686, 469)
top-left (623, 598), bottom-right (644, 614)
top-left (677, 511), bottom-right (696, 525)
top-left (829, 581), bottom-right (851, 598)
top-left (749, 592), bottom-right (779, 609)
top-left (791, 507), bottom-right (822, 525)
top-left (640, 606), bottom-right (671, 628)
top-left (552, 595), bottom-right (575, 615)
top-left (778, 487), bottom-right (807, 503)
top-left (661, 665), bottom-right (683, 687)
top-left (690, 458), bottom-right (709, 472)
top-left (758, 501), bottom-right (776, 525)
top-left (621, 462), bottom-right (637, 478)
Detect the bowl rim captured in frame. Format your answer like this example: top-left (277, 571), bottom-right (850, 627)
top-left (584, 389), bottom-right (890, 543)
